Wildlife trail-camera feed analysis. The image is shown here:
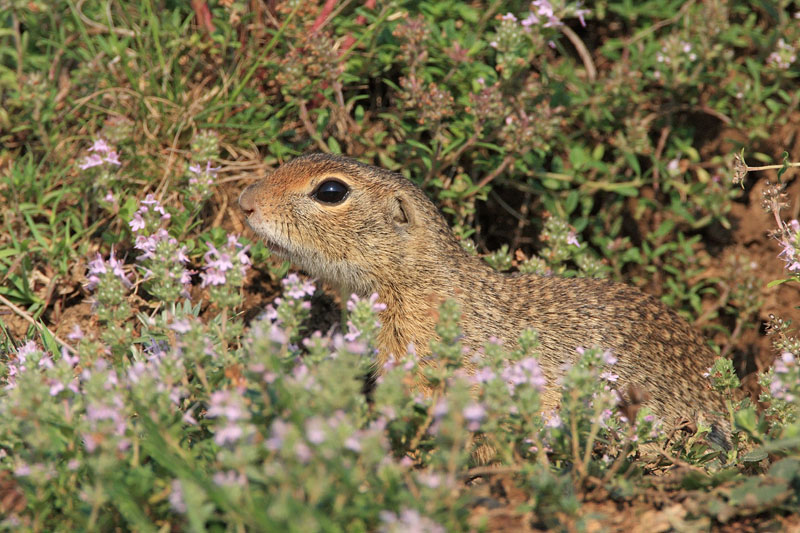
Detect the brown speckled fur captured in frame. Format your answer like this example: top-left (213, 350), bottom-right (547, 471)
top-left (239, 153), bottom-right (729, 447)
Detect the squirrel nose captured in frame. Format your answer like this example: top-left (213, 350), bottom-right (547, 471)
top-left (238, 185), bottom-right (257, 214)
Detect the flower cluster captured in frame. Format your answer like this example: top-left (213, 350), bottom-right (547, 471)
top-left (768, 352), bottom-right (798, 404)
top-left (78, 138), bottom-right (124, 200)
top-left (379, 508), bottom-right (446, 533)
top-left (392, 14), bottom-right (430, 72)
top-left (768, 38), bottom-right (797, 70)
top-left (129, 194), bottom-right (171, 235)
top-left (398, 76), bottom-right (456, 126)
top-left (78, 138), bottom-right (121, 170)
top-left (275, 32), bottom-right (344, 99)
top-left (186, 161), bottom-right (219, 204)
top-left (758, 350), bottom-right (800, 433)
top-left (343, 293), bottom-right (386, 351)
top-left (656, 40), bottom-right (697, 65)
top-left (190, 129), bottom-right (220, 162)
top-left (653, 35), bottom-right (700, 83)
top-left (200, 234), bottom-right (252, 309)
top-left (86, 249), bottom-right (132, 291)
top-left (136, 230), bottom-right (191, 300)
top-left (260, 273), bottom-right (316, 345)
top-left (487, 0), bottom-right (591, 72)
top-left (127, 194), bottom-right (192, 301)
top-left (85, 249), bottom-right (134, 348)
top-left (206, 389), bottom-right (255, 446)
top-left (777, 219), bottom-right (800, 273)
top-left (501, 357), bottom-right (547, 396)
top-left (497, 1), bottom-right (589, 34)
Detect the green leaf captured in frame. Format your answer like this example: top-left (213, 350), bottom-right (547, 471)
top-left (327, 137), bottom-right (342, 154)
top-left (404, 139), bottom-right (434, 154)
top-left (740, 449), bottom-right (768, 463)
top-left (767, 278), bottom-right (795, 288)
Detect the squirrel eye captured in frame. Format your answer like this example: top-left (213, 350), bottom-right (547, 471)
top-left (312, 179), bottom-right (350, 204)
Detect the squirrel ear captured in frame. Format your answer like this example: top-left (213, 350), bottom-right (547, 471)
top-left (390, 193), bottom-right (414, 227)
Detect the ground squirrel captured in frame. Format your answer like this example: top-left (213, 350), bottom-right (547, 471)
top-left (239, 153), bottom-right (729, 447)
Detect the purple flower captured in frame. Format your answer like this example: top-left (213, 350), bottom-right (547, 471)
top-left (207, 390), bottom-right (248, 421)
top-left (138, 194), bottom-right (171, 220)
top-left (601, 349), bottom-right (617, 365)
top-left (48, 380), bottom-right (65, 396)
top-left (501, 12), bottom-right (517, 22)
top-left (283, 273), bottom-right (316, 299)
top-left (379, 508), bottom-right (446, 533)
top-left (17, 341), bottom-right (37, 358)
top-left (209, 249), bottom-right (234, 272)
top-left (200, 268), bottom-right (227, 287)
top-left (129, 212), bottom-right (146, 232)
top-left (576, 8), bottom-right (589, 27)
top-left (566, 231), bottom-right (581, 247)
top-left (543, 16), bottom-right (561, 28)
top-left (263, 304), bottom-right (279, 322)
top-left (432, 398), bottom-right (449, 418)
top-left (600, 371), bottom-right (619, 383)
top-left (89, 138), bottom-right (111, 154)
top-left (305, 417), bottom-right (326, 444)
top-left (61, 347), bottom-right (80, 367)
top-left (169, 319), bottom-right (192, 334)
top-left (67, 324), bottom-right (84, 341)
top-left (200, 236), bottom-right (251, 288)
top-left (269, 324), bottom-right (288, 344)
top-left (86, 249), bottom-right (132, 289)
top-left (189, 161), bottom-right (220, 177)
top-left (295, 442), bottom-right (312, 463)
top-left (104, 151), bottom-right (121, 166)
top-left (79, 154), bottom-right (104, 170)
top-left (545, 412), bottom-right (562, 428)
top-left (767, 39), bottom-right (797, 69)
top-left (86, 403), bottom-right (121, 423)
top-left (346, 292), bottom-right (386, 313)
top-left (502, 357), bottom-right (546, 394)
top-left (169, 480), bottom-right (187, 513)
top-left (14, 463), bottom-right (30, 477)
top-left (107, 250), bottom-right (130, 283)
top-left (266, 419), bottom-right (290, 451)
top-left (215, 423), bottom-right (244, 446)
top-left (344, 436), bottom-right (362, 452)
top-left (463, 402), bottom-right (486, 431)
top-left (532, 0), bottom-right (554, 18)
top-left (472, 366), bottom-right (496, 384)
top-left (417, 471), bottom-right (442, 489)
top-left (213, 470), bottom-right (246, 487)
top-left (344, 324), bottom-right (362, 342)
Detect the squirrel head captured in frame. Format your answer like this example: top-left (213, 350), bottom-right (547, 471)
top-left (239, 153), bottom-right (461, 297)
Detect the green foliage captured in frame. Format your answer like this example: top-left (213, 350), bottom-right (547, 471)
top-left (1, 0), bottom-right (800, 530)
